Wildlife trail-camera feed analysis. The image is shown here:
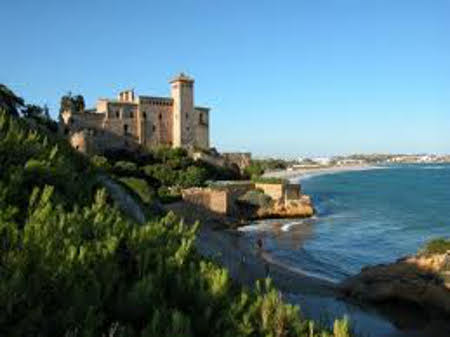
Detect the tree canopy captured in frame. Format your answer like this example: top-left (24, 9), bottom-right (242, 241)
top-left (0, 83), bottom-right (25, 116)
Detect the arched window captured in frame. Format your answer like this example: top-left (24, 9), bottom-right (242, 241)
top-left (158, 113), bottom-right (162, 120)
top-left (143, 112), bottom-right (147, 119)
top-left (116, 111), bottom-right (120, 118)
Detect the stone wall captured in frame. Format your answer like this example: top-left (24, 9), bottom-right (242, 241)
top-left (181, 181), bottom-right (312, 220)
top-left (138, 98), bottom-right (173, 147)
top-left (285, 184), bottom-right (301, 200)
top-left (254, 183), bottom-right (285, 201)
top-left (194, 107), bottom-right (209, 149)
top-left (191, 151), bottom-right (226, 167)
top-left (222, 152), bottom-right (252, 172)
top-left (182, 188), bottom-right (230, 214)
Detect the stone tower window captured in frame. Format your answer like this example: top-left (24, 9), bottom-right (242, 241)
top-left (124, 124), bottom-right (129, 135)
top-left (143, 112), bottom-right (147, 119)
top-left (116, 111), bottom-right (119, 118)
top-left (158, 113), bottom-right (162, 120)
top-left (130, 111), bottom-right (134, 118)
top-left (152, 124), bottom-right (156, 132)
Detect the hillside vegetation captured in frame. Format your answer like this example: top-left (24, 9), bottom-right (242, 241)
top-left (92, 146), bottom-right (240, 204)
top-left (0, 87), bottom-right (352, 336)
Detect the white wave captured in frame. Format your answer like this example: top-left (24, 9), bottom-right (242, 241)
top-left (281, 221), bottom-right (304, 232)
top-left (421, 165), bottom-right (449, 170)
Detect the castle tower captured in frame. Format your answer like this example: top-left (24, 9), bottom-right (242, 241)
top-left (170, 73), bottom-right (194, 148)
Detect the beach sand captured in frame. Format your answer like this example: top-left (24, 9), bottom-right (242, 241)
top-left (263, 164), bottom-right (384, 181)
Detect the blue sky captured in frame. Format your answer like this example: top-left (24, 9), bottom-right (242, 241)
top-left (2, 0), bottom-right (449, 157)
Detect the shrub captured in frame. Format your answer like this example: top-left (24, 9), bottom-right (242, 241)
top-left (158, 186), bottom-right (182, 204)
top-left (178, 165), bottom-right (209, 188)
top-left (251, 176), bottom-right (287, 184)
top-left (119, 177), bottom-right (154, 204)
top-left (238, 189), bottom-right (273, 208)
top-left (421, 238), bottom-right (450, 255)
top-left (244, 161), bottom-right (264, 179)
top-left (142, 164), bottom-right (179, 186)
top-left (91, 155), bottom-right (111, 171)
top-left (113, 161), bottom-right (138, 176)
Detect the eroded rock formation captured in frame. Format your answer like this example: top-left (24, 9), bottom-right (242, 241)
top-left (340, 252), bottom-right (450, 316)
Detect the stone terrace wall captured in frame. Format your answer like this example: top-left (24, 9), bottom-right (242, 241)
top-left (182, 188), bottom-right (230, 214)
top-left (222, 152), bottom-right (252, 172)
top-left (254, 183), bottom-right (285, 201)
top-left (285, 184), bottom-right (301, 200)
top-left (182, 182), bottom-right (254, 216)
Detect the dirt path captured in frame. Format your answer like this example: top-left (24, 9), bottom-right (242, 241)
top-left (98, 175), bottom-right (147, 225)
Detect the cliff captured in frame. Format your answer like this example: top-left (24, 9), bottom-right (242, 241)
top-left (254, 195), bottom-right (314, 219)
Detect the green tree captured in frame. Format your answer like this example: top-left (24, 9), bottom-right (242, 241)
top-left (22, 104), bottom-right (44, 119)
top-left (0, 84), bottom-right (24, 116)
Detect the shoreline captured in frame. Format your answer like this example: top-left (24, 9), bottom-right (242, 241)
top-left (166, 202), bottom-right (336, 295)
top-left (263, 164), bottom-right (385, 181)
top-left (167, 164), bottom-right (450, 336)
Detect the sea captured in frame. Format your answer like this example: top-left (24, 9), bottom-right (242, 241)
top-left (238, 164), bottom-right (450, 336)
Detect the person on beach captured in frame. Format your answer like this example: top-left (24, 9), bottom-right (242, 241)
top-left (256, 238), bottom-right (270, 277)
top-left (257, 238), bottom-right (263, 251)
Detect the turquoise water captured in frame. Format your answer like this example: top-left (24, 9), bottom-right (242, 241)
top-left (243, 164), bottom-right (450, 282)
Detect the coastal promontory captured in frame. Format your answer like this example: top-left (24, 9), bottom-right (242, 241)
top-left (340, 240), bottom-right (450, 316)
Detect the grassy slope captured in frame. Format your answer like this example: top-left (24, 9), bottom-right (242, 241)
top-left (0, 111), bottom-right (351, 337)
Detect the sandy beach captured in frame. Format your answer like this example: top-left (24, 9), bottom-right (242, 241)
top-left (166, 201), bottom-right (336, 295)
top-left (263, 164), bottom-right (385, 181)
top-left (166, 201), bottom-right (444, 337)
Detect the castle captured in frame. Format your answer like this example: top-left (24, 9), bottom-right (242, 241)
top-left (59, 73), bottom-right (210, 154)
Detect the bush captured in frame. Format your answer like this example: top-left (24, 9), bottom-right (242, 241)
top-left (251, 176), bottom-right (287, 184)
top-left (113, 161), bottom-right (138, 176)
top-left (142, 164), bottom-right (179, 186)
top-left (119, 177), bottom-right (154, 204)
top-left (91, 155), bottom-right (111, 171)
top-left (244, 161), bottom-right (264, 179)
top-left (421, 238), bottom-right (450, 255)
top-left (178, 165), bottom-right (209, 188)
top-left (238, 189), bottom-right (273, 208)
top-left (158, 186), bottom-right (182, 204)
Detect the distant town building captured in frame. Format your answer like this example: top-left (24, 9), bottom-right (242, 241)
top-left (59, 73), bottom-right (210, 154)
top-left (311, 157), bottom-right (332, 166)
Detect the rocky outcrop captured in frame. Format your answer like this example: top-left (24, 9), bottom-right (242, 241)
top-left (340, 252), bottom-right (450, 316)
top-left (256, 195), bottom-right (314, 219)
